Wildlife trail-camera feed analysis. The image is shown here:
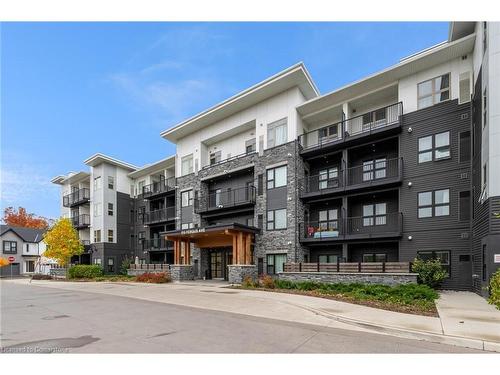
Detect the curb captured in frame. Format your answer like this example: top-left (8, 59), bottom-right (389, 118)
top-left (310, 306), bottom-right (500, 353)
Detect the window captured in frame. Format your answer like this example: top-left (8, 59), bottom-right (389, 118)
top-left (138, 231), bottom-right (145, 244)
top-left (214, 188), bottom-right (222, 206)
top-left (3, 241), bottom-right (17, 254)
top-left (318, 209), bottom-right (338, 231)
top-left (245, 138), bottom-right (256, 153)
top-left (138, 180), bottom-right (145, 195)
top-left (267, 209), bottom-right (287, 230)
top-left (363, 203), bottom-right (387, 226)
top-left (107, 230), bottom-right (114, 242)
top-left (181, 154), bottom-right (194, 175)
top-left (25, 260), bottom-right (35, 273)
top-left (418, 189), bottom-right (450, 218)
top-left (318, 254), bottom-right (339, 263)
top-left (362, 108), bottom-right (386, 129)
top-left (483, 87), bottom-right (487, 128)
top-left (108, 203), bottom-right (114, 216)
top-left (267, 165), bottom-right (287, 189)
top-left (418, 131), bottom-right (450, 163)
top-left (107, 258), bottom-right (115, 273)
top-left (94, 258), bottom-right (102, 265)
top-left (94, 230), bottom-right (101, 243)
top-left (267, 118), bottom-right (288, 148)
top-left (319, 124), bottom-right (339, 141)
top-left (459, 72), bottom-right (471, 104)
top-left (246, 217), bottom-right (254, 227)
top-left (417, 251), bottom-right (450, 276)
top-left (459, 131), bottom-right (471, 163)
top-left (363, 253), bottom-right (387, 263)
top-left (108, 176), bottom-right (114, 189)
top-left (93, 176), bottom-right (102, 191)
top-left (209, 151), bottom-right (221, 165)
top-left (418, 73), bottom-right (450, 109)
top-left (26, 243), bottom-right (30, 253)
top-left (362, 158), bottom-right (386, 181)
top-left (319, 167), bottom-right (339, 189)
top-left (93, 202), bottom-right (102, 217)
top-left (181, 190), bottom-right (193, 207)
top-left (266, 254), bottom-right (287, 274)
top-left (459, 191), bottom-right (471, 221)
top-left (181, 223), bottom-right (194, 230)
top-left (257, 214), bottom-right (263, 229)
top-left (257, 174), bottom-right (263, 195)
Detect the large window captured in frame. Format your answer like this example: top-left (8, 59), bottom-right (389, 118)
top-left (209, 151), bottom-right (221, 165)
top-left (107, 230), bottom-right (114, 242)
top-left (363, 158), bottom-right (387, 181)
top-left (418, 131), bottom-right (450, 163)
top-left (363, 253), bottom-right (387, 263)
top-left (138, 180), bottom-right (145, 195)
top-left (107, 257), bottom-right (115, 273)
top-left (319, 124), bottom-right (339, 142)
top-left (418, 73), bottom-right (450, 109)
top-left (107, 203), bottom-right (114, 216)
top-left (93, 202), bottom-right (102, 217)
top-left (181, 154), bottom-right (194, 175)
top-left (266, 254), bottom-right (287, 274)
top-left (318, 209), bottom-right (338, 231)
top-left (417, 250), bottom-right (450, 276)
top-left (267, 209), bottom-right (287, 230)
top-left (267, 118), bottom-right (288, 148)
top-left (267, 165), bottom-right (287, 189)
top-left (93, 176), bottom-right (102, 191)
top-left (363, 203), bottom-right (387, 226)
top-left (181, 190), bottom-right (193, 207)
top-left (181, 223), bottom-right (195, 230)
top-left (319, 167), bottom-right (339, 189)
top-left (418, 189), bottom-right (450, 218)
top-left (318, 254), bottom-right (340, 263)
top-left (25, 260), bottom-right (35, 273)
top-left (3, 241), bottom-right (17, 254)
top-left (94, 230), bottom-right (101, 243)
top-left (108, 176), bottom-right (114, 190)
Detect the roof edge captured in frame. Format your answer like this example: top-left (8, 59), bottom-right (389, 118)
top-left (84, 153), bottom-right (138, 171)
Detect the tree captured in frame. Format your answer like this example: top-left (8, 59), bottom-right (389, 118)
top-left (2, 206), bottom-right (51, 229)
top-left (43, 218), bottom-right (83, 266)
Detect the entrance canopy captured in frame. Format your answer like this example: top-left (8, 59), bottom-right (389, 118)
top-left (163, 223), bottom-right (260, 265)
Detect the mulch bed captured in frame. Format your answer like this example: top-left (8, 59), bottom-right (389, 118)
top-left (232, 286), bottom-right (438, 317)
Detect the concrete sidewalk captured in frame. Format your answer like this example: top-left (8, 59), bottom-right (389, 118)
top-left (3, 279), bottom-right (499, 352)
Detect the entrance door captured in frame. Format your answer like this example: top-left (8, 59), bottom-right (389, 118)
top-left (210, 251), bottom-right (224, 279)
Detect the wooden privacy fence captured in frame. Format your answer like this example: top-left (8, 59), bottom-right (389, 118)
top-left (283, 262), bottom-right (411, 273)
top-left (129, 264), bottom-right (170, 271)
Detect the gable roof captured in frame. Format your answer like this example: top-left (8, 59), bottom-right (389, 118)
top-left (160, 62), bottom-right (319, 142)
top-left (1, 225), bottom-right (46, 243)
top-left (84, 153), bottom-right (138, 171)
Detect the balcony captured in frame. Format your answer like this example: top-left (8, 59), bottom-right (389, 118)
top-left (71, 214), bottom-right (90, 229)
top-left (300, 212), bottom-right (402, 243)
top-left (195, 186), bottom-right (256, 215)
top-left (201, 151), bottom-right (257, 171)
top-left (300, 157), bottom-right (402, 199)
top-left (63, 188), bottom-right (90, 207)
top-left (142, 238), bottom-right (174, 252)
top-left (139, 206), bottom-right (176, 225)
top-left (142, 177), bottom-right (176, 199)
top-left (299, 102), bottom-right (403, 157)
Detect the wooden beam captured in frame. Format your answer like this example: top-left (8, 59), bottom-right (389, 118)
top-left (232, 234), bottom-right (238, 265)
top-left (173, 239), bottom-right (179, 265)
top-left (245, 233), bottom-right (252, 265)
top-left (185, 240), bottom-right (191, 265)
top-left (238, 232), bottom-right (244, 265)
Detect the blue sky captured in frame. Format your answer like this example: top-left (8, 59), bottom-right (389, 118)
top-left (1, 22), bottom-right (449, 219)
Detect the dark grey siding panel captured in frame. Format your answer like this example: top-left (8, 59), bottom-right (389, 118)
top-left (208, 172), bottom-right (253, 191)
top-left (400, 99), bottom-right (472, 290)
top-left (116, 192), bottom-right (133, 251)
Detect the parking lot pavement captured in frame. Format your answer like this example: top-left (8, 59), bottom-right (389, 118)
top-left (0, 281), bottom-right (483, 353)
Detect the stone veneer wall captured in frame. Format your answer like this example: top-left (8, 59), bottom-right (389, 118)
top-left (277, 272), bottom-right (418, 286)
top-left (228, 265), bottom-right (258, 284)
top-left (170, 265), bottom-right (194, 281)
top-left (127, 269), bottom-right (171, 276)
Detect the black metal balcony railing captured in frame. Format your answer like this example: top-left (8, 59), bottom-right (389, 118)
top-left (201, 151), bottom-right (257, 170)
top-left (194, 185), bottom-right (256, 213)
top-left (300, 158), bottom-right (402, 197)
top-left (142, 238), bottom-right (174, 251)
top-left (300, 212), bottom-right (402, 241)
top-left (71, 214), bottom-right (90, 229)
top-left (298, 102), bottom-right (403, 151)
top-left (63, 188), bottom-right (90, 207)
top-left (142, 177), bottom-right (176, 199)
top-left (139, 206), bottom-right (176, 225)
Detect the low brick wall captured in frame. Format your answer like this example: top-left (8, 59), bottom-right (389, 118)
top-left (170, 265), bottom-right (194, 281)
top-left (228, 265), bottom-right (257, 284)
top-left (277, 272), bottom-right (418, 286)
top-left (127, 269), bottom-right (170, 277)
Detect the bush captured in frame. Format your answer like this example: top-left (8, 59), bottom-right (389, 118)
top-left (488, 269), bottom-right (500, 309)
top-left (31, 274), bottom-right (53, 280)
top-left (68, 265), bottom-right (104, 279)
top-left (241, 276), bottom-right (257, 288)
top-left (135, 272), bottom-right (171, 283)
top-left (260, 275), bottom-right (275, 289)
top-left (411, 257), bottom-right (448, 288)
top-left (120, 256), bottom-right (133, 275)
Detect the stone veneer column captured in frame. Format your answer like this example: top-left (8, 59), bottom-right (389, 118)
top-left (228, 264), bottom-right (257, 284)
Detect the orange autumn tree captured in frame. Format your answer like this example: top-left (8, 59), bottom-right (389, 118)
top-left (43, 218), bottom-right (83, 266)
top-left (3, 207), bottom-right (50, 229)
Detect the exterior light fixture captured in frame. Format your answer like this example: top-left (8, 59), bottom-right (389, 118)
top-left (408, 127), bottom-right (413, 133)
top-left (408, 235), bottom-right (412, 241)
top-left (408, 181), bottom-right (412, 187)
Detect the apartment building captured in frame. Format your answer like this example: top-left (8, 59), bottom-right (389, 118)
top-left (52, 21), bottom-right (499, 295)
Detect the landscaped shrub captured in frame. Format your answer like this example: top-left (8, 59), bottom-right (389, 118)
top-left (241, 276), bottom-right (257, 288)
top-left (488, 269), bottom-right (500, 309)
top-left (120, 256), bottom-right (133, 275)
top-left (31, 273), bottom-right (53, 280)
top-left (135, 272), bottom-right (171, 283)
top-left (68, 265), bottom-right (104, 279)
top-left (260, 275), bottom-right (275, 289)
top-left (411, 257), bottom-right (448, 288)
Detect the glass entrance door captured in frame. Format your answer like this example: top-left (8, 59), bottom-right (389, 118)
top-left (210, 251), bottom-right (224, 279)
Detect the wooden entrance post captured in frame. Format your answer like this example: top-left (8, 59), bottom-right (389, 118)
top-left (245, 233), bottom-right (252, 265)
top-left (232, 234), bottom-right (238, 265)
